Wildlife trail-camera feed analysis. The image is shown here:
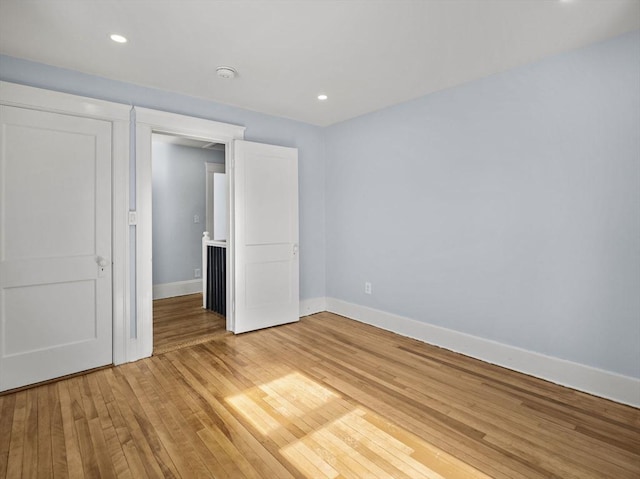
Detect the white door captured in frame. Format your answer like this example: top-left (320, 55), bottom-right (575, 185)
top-left (233, 140), bottom-right (299, 333)
top-left (205, 161), bottom-right (226, 240)
top-left (0, 105), bottom-right (113, 391)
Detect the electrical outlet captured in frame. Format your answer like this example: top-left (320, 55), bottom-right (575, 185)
top-left (194, 268), bottom-right (201, 278)
top-left (365, 282), bottom-right (372, 295)
top-left (194, 214), bottom-right (200, 224)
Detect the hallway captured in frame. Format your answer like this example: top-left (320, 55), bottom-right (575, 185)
top-left (153, 294), bottom-right (228, 354)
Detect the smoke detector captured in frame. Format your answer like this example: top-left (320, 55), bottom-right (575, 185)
top-left (216, 66), bottom-right (238, 79)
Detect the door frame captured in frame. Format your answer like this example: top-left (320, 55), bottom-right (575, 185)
top-left (0, 81), bottom-right (131, 366)
top-left (135, 107), bottom-right (245, 357)
top-left (205, 161), bottom-right (226, 239)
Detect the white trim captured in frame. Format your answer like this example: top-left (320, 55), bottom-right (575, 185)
top-left (203, 239), bottom-right (228, 248)
top-left (135, 107), bottom-right (245, 359)
top-left (153, 280), bottom-right (202, 300)
top-left (0, 81), bottom-right (130, 121)
top-left (111, 118), bottom-right (130, 365)
top-left (134, 122), bottom-right (154, 361)
top-left (325, 298), bottom-right (640, 407)
top-left (226, 140), bottom-right (238, 332)
top-left (135, 107), bottom-right (245, 140)
top-left (205, 162), bottom-right (226, 236)
top-left (0, 82), bottom-right (131, 368)
top-left (300, 297), bottom-right (327, 317)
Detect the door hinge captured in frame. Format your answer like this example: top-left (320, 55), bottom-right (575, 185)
top-left (232, 301), bottom-right (235, 313)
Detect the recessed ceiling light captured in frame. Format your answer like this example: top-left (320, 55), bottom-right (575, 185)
top-left (216, 66), bottom-right (238, 79)
top-left (317, 94), bottom-right (328, 101)
top-left (110, 34), bottom-right (127, 43)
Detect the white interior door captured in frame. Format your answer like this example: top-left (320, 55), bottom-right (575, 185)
top-left (0, 105), bottom-right (113, 391)
top-left (233, 140), bottom-right (299, 333)
top-left (205, 161), bottom-right (226, 239)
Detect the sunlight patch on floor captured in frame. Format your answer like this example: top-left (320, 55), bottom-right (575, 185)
top-left (226, 372), bottom-right (339, 434)
top-left (281, 407), bottom-right (450, 479)
top-left (226, 371), bottom-right (491, 478)
top-left (258, 371), bottom-right (339, 415)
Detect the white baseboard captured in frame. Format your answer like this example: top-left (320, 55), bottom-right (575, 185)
top-left (300, 297), bottom-right (327, 317)
top-left (325, 298), bottom-right (640, 408)
top-left (153, 279), bottom-right (202, 300)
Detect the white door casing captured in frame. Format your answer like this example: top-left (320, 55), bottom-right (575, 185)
top-left (0, 105), bottom-right (113, 391)
top-left (205, 162), bottom-right (226, 239)
top-left (233, 140), bottom-right (299, 333)
top-left (135, 107), bottom-right (245, 349)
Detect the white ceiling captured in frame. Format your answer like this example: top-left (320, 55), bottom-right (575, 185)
top-left (0, 0), bottom-right (638, 126)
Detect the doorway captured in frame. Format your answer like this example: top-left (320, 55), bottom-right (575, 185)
top-left (133, 107), bottom-right (245, 360)
top-left (135, 107), bottom-right (300, 360)
top-left (150, 133), bottom-right (228, 353)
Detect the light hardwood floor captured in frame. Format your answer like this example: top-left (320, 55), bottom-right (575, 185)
top-left (1, 312), bottom-right (639, 478)
top-left (153, 294), bottom-right (228, 354)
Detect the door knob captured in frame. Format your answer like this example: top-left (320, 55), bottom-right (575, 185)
top-left (96, 256), bottom-right (110, 267)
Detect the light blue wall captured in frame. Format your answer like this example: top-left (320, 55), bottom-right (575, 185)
top-left (325, 31), bottom-right (640, 378)
top-left (0, 55), bottom-right (326, 301)
top-left (152, 142), bottom-right (224, 285)
top-left (1, 31), bottom-right (638, 378)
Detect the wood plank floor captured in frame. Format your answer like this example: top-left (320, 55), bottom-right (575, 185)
top-left (1, 312), bottom-right (639, 478)
top-left (153, 294), bottom-right (228, 354)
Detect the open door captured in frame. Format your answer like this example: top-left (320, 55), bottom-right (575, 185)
top-left (233, 140), bottom-right (299, 333)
